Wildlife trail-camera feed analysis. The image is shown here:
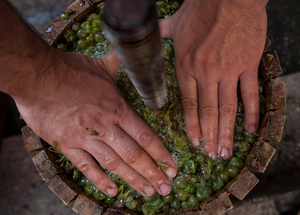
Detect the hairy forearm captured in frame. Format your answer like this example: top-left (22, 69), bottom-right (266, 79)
top-left (0, 0), bottom-right (55, 97)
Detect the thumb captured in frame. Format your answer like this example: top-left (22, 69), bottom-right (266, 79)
top-left (159, 16), bottom-right (173, 39)
top-left (100, 50), bottom-right (121, 78)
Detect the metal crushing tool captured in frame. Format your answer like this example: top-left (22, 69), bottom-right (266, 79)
top-left (102, 0), bottom-right (168, 109)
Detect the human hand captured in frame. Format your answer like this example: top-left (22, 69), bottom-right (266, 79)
top-left (160, 0), bottom-right (268, 160)
top-left (13, 49), bottom-right (177, 197)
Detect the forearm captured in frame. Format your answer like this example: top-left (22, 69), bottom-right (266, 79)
top-left (0, 0), bottom-right (55, 97)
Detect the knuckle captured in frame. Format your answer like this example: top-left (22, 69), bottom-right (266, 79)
top-left (77, 161), bottom-right (90, 174)
top-left (137, 131), bottom-right (153, 149)
top-left (181, 98), bottom-right (198, 110)
top-left (124, 147), bottom-right (143, 165)
top-left (177, 57), bottom-right (191, 71)
top-left (199, 106), bottom-right (218, 119)
top-left (102, 156), bottom-right (121, 171)
top-left (219, 104), bottom-right (236, 116)
top-left (205, 139), bottom-right (217, 146)
top-left (110, 98), bottom-right (129, 119)
top-left (243, 90), bottom-right (259, 101)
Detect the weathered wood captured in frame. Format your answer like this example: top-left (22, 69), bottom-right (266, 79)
top-left (170, 206), bottom-right (200, 215)
top-left (22, 126), bottom-right (44, 152)
top-left (73, 193), bottom-right (107, 215)
top-left (47, 0), bottom-right (95, 46)
top-left (258, 111), bottom-right (286, 143)
top-left (259, 51), bottom-right (283, 82)
top-left (264, 81), bottom-right (286, 112)
top-left (48, 173), bottom-right (83, 205)
top-left (103, 207), bottom-right (139, 215)
top-left (245, 140), bottom-right (276, 173)
top-left (225, 167), bottom-right (259, 200)
top-left (264, 36), bottom-right (271, 51)
top-left (199, 190), bottom-right (233, 215)
top-left (32, 149), bottom-right (64, 182)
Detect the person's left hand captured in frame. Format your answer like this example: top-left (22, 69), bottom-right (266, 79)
top-left (159, 0), bottom-right (268, 160)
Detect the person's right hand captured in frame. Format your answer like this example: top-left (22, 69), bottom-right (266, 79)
top-left (12, 49), bottom-right (177, 197)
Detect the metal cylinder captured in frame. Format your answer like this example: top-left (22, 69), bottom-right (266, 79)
top-left (102, 0), bottom-right (167, 109)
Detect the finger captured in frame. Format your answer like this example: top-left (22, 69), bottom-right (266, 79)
top-left (239, 68), bottom-right (259, 133)
top-left (217, 79), bottom-right (238, 160)
top-left (159, 17), bottom-right (173, 39)
top-left (119, 106), bottom-right (177, 179)
top-left (64, 148), bottom-right (119, 197)
top-left (103, 125), bottom-right (173, 196)
top-left (198, 80), bottom-right (219, 160)
top-left (176, 72), bottom-right (201, 147)
top-left (85, 140), bottom-right (156, 197)
top-left (101, 50), bottom-right (121, 77)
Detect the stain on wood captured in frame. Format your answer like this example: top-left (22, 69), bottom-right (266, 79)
top-left (245, 140), bottom-right (276, 173)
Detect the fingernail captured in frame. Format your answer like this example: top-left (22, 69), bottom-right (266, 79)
top-left (192, 138), bottom-right (200, 147)
top-left (143, 185), bottom-right (155, 196)
top-left (106, 187), bottom-right (118, 197)
top-left (220, 147), bottom-right (231, 160)
top-left (160, 183), bottom-right (172, 196)
top-left (165, 166), bottom-right (176, 179)
top-left (248, 125), bottom-right (257, 133)
top-left (208, 151), bottom-right (217, 160)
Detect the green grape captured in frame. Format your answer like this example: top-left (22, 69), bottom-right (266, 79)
top-left (218, 171), bottom-right (229, 182)
top-left (142, 203), bottom-right (156, 215)
top-left (72, 22), bottom-right (81, 31)
top-left (170, 199), bottom-right (181, 210)
top-left (163, 192), bottom-right (175, 203)
top-left (105, 196), bottom-right (117, 206)
top-left (84, 185), bottom-right (94, 195)
top-left (177, 190), bottom-right (188, 201)
top-left (77, 29), bottom-right (88, 39)
top-left (226, 165), bottom-right (239, 178)
top-left (173, 176), bottom-right (187, 189)
top-left (61, 12), bottom-right (69, 19)
top-left (72, 169), bottom-right (83, 182)
top-left (181, 201), bottom-right (189, 209)
top-left (57, 43), bottom-right (68, 51)
top-left (188, 194), bottom-right (199, 207)
top-left (93, 189), bottom-right (106, 201)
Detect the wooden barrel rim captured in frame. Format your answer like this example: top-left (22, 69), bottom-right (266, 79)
top-left (22, 0), bottom-right (286, 214)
